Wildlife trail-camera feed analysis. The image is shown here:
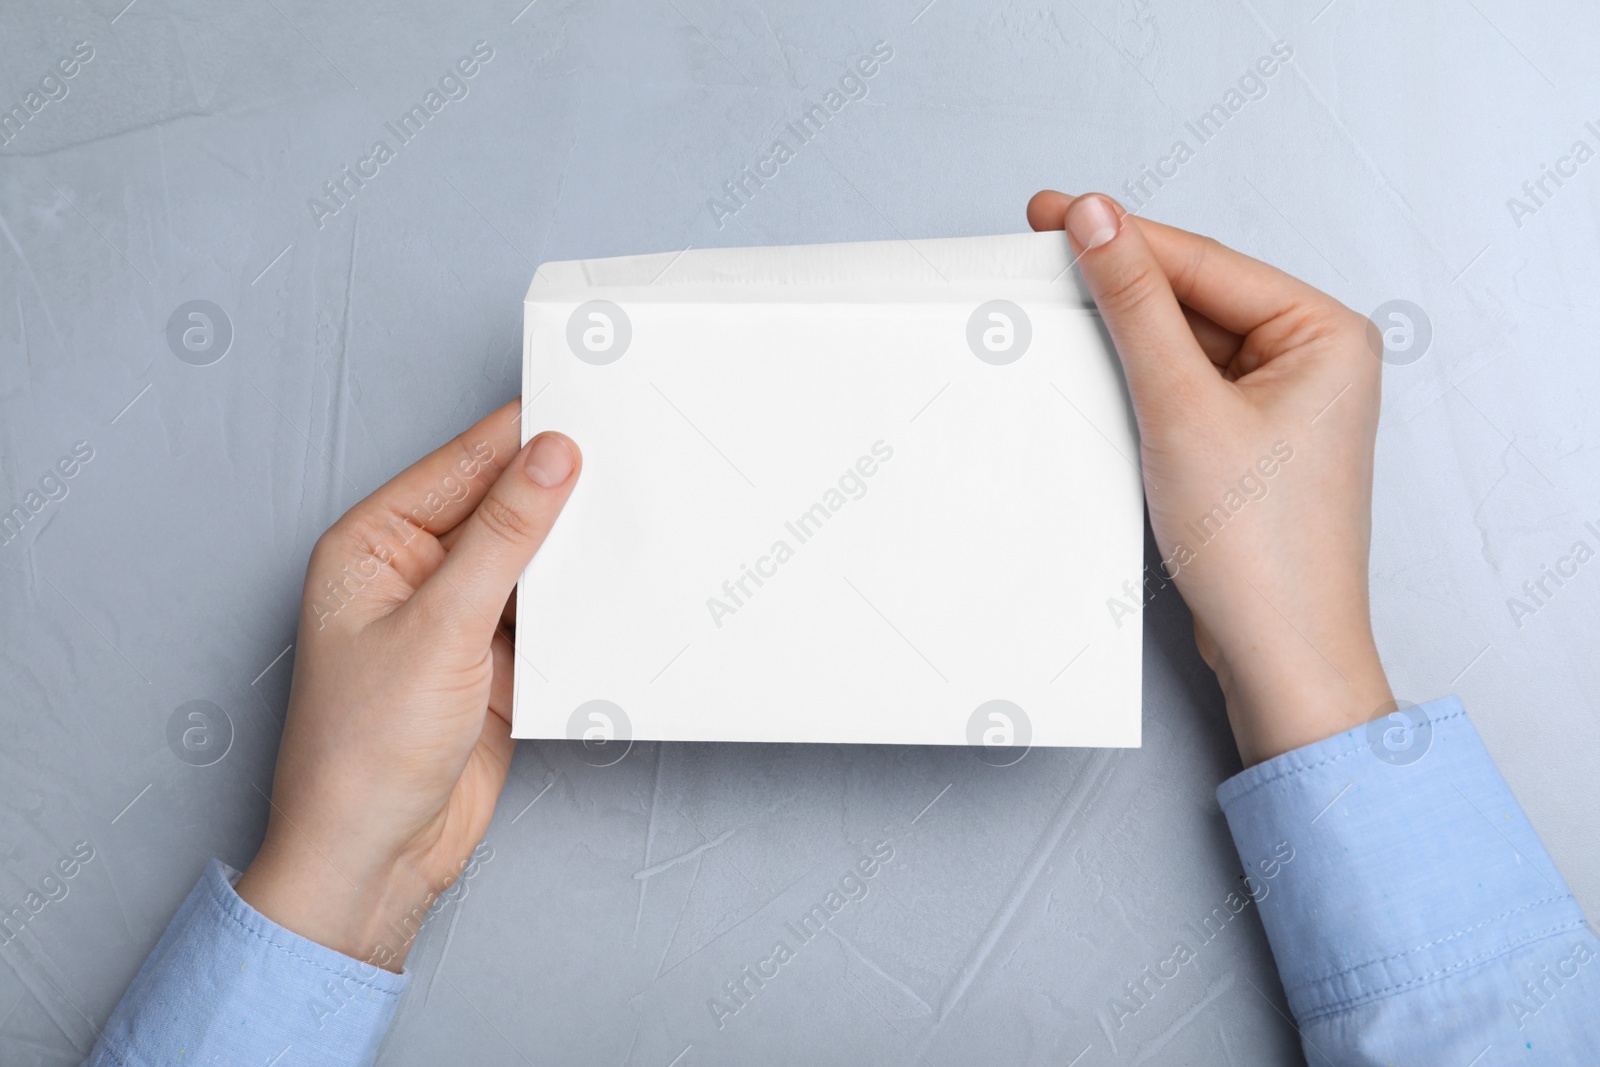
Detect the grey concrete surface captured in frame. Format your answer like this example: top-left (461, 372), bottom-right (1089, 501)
top-left (2, 1), bottom-right (1598, 1063)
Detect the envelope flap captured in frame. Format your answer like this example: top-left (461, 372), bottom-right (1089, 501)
top-left (526, 231), bottom-right (1094, 306)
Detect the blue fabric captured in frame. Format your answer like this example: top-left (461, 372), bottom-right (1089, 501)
top-left (1218, 695), bottom-right (1600, 1064)
top-left (87, 695), bottom-right (1598, 1065)
top-left (84, 860), bottom-right (407, 1066)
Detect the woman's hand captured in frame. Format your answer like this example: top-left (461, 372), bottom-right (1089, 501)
top-left (234, 401), bottom-right (580, 970)
top-left (1028, 191), bottom-right (1392, 766)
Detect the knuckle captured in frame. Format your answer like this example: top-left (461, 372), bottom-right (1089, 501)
top-left (1171, 236), bottom-right (1218, 302)
top-left (310, 522), bottom-right (360, 572)
top-left (1342, 306), bottom-right (1380, 347)
top-left (473, 493), bottom-right (537, 546)
top-left (1304, 304), bottom-right (1377, 365)
top-left (314, 513), bottom-right (393, 571)
top-left (1317, 302), bottom-right (1364, 337)
top-left (1096, 264), bottom-right (1164, 318)
top-left (455, 431), bottom-right (505, 484)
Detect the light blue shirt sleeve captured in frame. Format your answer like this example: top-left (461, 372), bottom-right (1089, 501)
top-left (1217, 694), bottom-right (1600, 1065)
top-left (83, 860), bottom-right (407, 1067)
top-left (88, 696), bottom-right (1597, 1065)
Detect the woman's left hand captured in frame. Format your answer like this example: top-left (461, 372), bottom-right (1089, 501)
top-left (234, 400), bottom-right (581, 971)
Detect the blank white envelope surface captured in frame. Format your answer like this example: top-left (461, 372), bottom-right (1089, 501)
top-left (515, 232), bottom-right (1143, 749)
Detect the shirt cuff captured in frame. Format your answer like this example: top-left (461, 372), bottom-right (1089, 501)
top-left (1216, 694), bottom-right (1587, 1025)
top-left (89, 859), bottom-right (408, 1067)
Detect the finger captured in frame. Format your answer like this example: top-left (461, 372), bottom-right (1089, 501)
top-left (468, 696), bottom-right (516, 813)
top-left (1062, 193), bottom-right (1223, 412)
top-left (435, 536), bottom-right (519, 626)
top-left (410, 431), bottom-right (581, 636)
top-left (489, 627), bottom-right (515, 728)
top-left (307, 515), bottom-right (444, 603)
top-left (1182, 305), bottom-right (1244, 371)
top-left (1030, 190), bottom-right (1331, 336)
top-left (1026, 188), bottom-right (1072, 232)
top-left (338, 400), bottom-right (522, 546)
top-left (1034, 192), bottom-right (1242, 372)
top-left (479, 705), bottom-right (515, 786)
top-left (1138, 217), bottom-right (1332, 338)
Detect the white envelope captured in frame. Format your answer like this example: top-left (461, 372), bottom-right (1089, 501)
top-left (514, 232), bottom-right (1143, 751)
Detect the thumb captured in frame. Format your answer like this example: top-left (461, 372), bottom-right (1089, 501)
top-left (1064, 194), bottom-right (1220, 414)
top-left (410, 431), bottom-right (581, 635)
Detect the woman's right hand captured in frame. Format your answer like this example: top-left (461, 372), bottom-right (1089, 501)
top-left (1028, 191), bottom-right (1392, 767)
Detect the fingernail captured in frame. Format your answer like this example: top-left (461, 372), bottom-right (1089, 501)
top-left (1066, 194), bottom-right (1121, 251)
top-left (524, 433), bottom-right (574, 487)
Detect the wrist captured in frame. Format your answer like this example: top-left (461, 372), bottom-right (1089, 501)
top-left (234, 834), bottom-right (439, 973)
top-left (1209, 625), bottom-right (1391, 767)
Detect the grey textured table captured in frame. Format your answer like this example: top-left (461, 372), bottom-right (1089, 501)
top-left (3, 1), bottom-right (1598, 1063)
